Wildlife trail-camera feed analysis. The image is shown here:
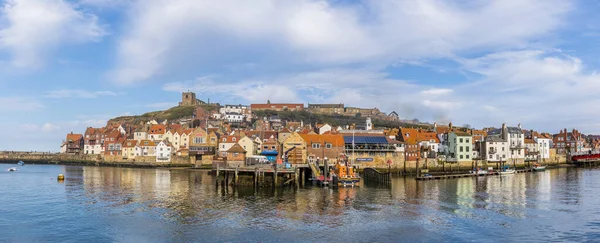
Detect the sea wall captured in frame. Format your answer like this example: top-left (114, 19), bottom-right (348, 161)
top-left (0, 152), bottom-right (192, 168)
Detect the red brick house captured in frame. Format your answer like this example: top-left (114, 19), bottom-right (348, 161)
top-left (553, 128), bottom-right (585, 154)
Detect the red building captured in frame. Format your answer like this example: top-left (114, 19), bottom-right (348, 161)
top-left (65, 133), bottom-right (83, 154)
top-left (553, 128), bottom-right (585, 154)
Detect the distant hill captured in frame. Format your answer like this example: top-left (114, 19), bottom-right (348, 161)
top-left (108, 106), bottom-right (197, 126)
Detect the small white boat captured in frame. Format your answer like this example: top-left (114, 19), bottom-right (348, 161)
top-left (7, 167), bottom-right (18, 172)
top-left (17, 161), bottom-right (24, 166)
top-left (470, 169), bottom-right (488, 175)
top-left (499, 169), bottom-right (516, 175)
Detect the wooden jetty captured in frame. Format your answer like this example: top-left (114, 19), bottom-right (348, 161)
top-left (416, 168), bottom-right (533, 181)
top-left (214, 164), bottom-right (305, 188)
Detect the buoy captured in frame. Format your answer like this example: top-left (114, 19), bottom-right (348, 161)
top-left (57, 174), bottom-right (65, 180)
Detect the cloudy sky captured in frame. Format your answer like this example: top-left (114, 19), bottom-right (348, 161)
top-left (1, 0), bottom-right (599, 151)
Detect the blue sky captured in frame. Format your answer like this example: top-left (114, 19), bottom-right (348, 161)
top-left (1, 0), bottom-right (600, 151)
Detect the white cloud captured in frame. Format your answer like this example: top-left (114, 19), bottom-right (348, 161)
top-left (0, 97), bottom-right (43, 111)
top-left (0, 0), bottom-right (106, 67)
top-left (112, 0), bottom-right (572, 84)
top-left (18, 123), bottom-right (60, 133)
top-left (41, 123), bottom-right (61, 132)
top-left (44, 89), bottom-right (118, 99)
top-left (420, 88), bottom-right (453, 95)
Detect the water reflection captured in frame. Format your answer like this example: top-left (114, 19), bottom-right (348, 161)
top-left (51, 166), bottom-right (597, 242)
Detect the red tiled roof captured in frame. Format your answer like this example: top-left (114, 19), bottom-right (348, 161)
top-left (66, 133), bottom-right (83, 141)
top-left (149, 124), bottom-right (166, 134)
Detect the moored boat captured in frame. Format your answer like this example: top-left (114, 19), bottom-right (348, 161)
top-left (470, 168), bottom-right (488, 175)
top-left (332, 155), bottom-right (360, 187)
top-left (7, 167), bottom-right (18, 172)
top-left (499, 166), bottom-right (516, 175)
top-left (17, 161), bottom-right (24, 166)
top-left (532, 163), bottom-right (546, 171)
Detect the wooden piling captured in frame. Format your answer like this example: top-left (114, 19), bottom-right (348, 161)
top-left (234, 167), bottom-right (239, 186)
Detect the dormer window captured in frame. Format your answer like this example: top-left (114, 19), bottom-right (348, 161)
top-left (232, 137), bottom-right (236, 142)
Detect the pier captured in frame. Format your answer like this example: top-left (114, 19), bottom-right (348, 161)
top-left (416, 168), bottom-right (533, 180)
top-left (214, 165), bottom-right (305, 188)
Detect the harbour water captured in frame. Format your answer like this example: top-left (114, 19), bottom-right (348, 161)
top-left (1, 164), bottom-right (600, 242)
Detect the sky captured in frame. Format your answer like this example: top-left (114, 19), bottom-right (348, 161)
top-left (1, 0), bottom-right (600, 151)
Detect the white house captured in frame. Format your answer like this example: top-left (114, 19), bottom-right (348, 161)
top-left (134, 131), bottom-right (147, 141)
top-left (317, 124), bottom-right (332, 134)
top-left (117, 125), bottom-right (127, 135)
top-left (60, 143), bottom-right (67, 153)
top-left (535, 137), bottom-right (551, 160)
top-left (484, 135), bottom-right (509, 162)
top-left (484, 123), bottom-right (525, 162)
top-left (219, 136), bottom-right (240, 155)
top-left (156, 141), bottom-right (172, 162)
top-left (224, 112), bottom-right (245, 123)
top-left (135, 140), bottom-right (156, 157)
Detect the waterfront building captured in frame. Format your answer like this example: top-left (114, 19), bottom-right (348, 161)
top-left (484, 123), bottom-right (525, 162)
top-left (156, 141), bottom-right (172, 162)
top-left (135, 140), bottom-right (156, 156)
top-left (447, 131), bottom-right (473, 162)
top-left (398, 128), bottom-right (421, 161)
top-left (122, 140), bottom-right (138, 159)
top-left (281, 132), bottom-right (307, 164)
top-left (84, 127), bottom-right (103, 155)
top-left (299, 134), bottom-right (345, 162)
top-left (65, 132), bottom-right (84, 154)
top-left (553, 128), bottom-right (585, 155)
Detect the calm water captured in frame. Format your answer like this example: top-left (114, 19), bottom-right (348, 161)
top-left (1, 164), bottom-right (599, 242)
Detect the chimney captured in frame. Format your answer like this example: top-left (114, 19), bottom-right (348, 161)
top-left (502, 123), bottom-right (507, 140)
top-left (449, 122), bottom-right (453, 131)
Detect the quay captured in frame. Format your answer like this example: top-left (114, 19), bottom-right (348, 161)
top-left (416, 168), bottom-right (533, 180)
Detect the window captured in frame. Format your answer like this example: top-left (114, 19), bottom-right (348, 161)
top-left (466, 147), bottom-right (470, 152)
top-left (233, 137), bottom-right (236, 142)
top-left (489, 154), bottom-right (492, 159)
top-left (502, 147), bottom-right (505, 151)
top-left (222, 145), bottom-right (225, 149)
top-left (503, 155), bottom-right (506, 158)
top-left (223, 138), bottom-right (226, 142)
top-left (194, 137), bottom-right (204, 144)
top-left (518, 150), bottom-right (521, 155)
top-left (312, 143), bottom-right (321, 149)
top-left (466, 155), bottom-right (470, 159)
top-left (466, 139), bottom-right (470, 143)
top-left (326, 143), bottom-right (332, 149)
top-left (460, 146), bottom-right (463, 152)
top-left (160, 148), bottom-right (163, 151)
top-left (460, 155), bottom-right (463, 159)
top-left (460, 138), bottom-right (463, 143)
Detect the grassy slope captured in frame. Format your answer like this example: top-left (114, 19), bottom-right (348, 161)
top-left (108, 106), bottom-right (196, 125)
